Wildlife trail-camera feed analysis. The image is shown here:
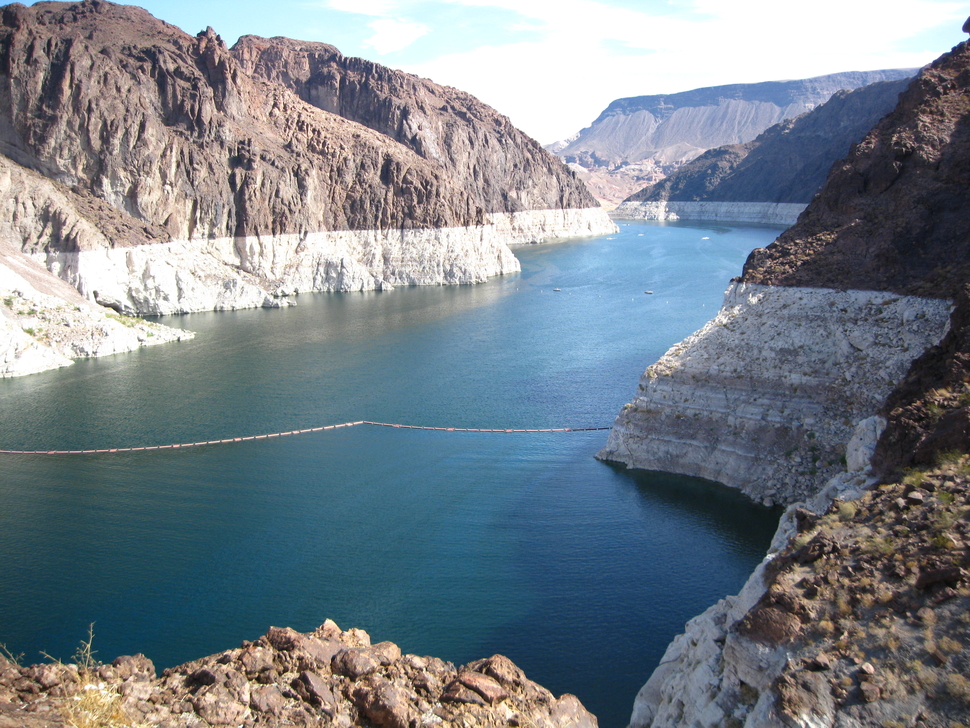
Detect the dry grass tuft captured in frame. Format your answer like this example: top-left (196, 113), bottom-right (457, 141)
top-left (63, 680), bottom-right (139, 728)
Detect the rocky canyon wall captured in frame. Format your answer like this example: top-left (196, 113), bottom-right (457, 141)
top-left (597, 282), bottom-right (950, 506)
top-left (610, 30), bottom-right (970, 728)
top-left (611, 201), bottom-right (807, 226)
top-left (613, 78), bottom-right (912, 224)
top-left (0, 0), bottom-right (614, 374)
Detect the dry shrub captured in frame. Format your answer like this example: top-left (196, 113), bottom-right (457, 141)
top-left (945, 673), bottom-right (970, 701)
top-left (938, 636), bottom-right (962, 653)
top-left (62, 680), bottom-right (140, 728)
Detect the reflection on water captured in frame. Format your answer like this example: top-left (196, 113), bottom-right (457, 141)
top-left (0, 220), bottom-right (785, 728)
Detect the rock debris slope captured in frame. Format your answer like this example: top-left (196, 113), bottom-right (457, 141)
top-left (614, 78), bottom-right (911, 225)
top-left (601, 26), bottom-right (970, 728)
top-left (0, 621), bottom-right (597, 728)
top-left (0, 0), bottom-right (613, 375)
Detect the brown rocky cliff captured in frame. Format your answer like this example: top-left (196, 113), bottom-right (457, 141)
top-left (0, 0), bottom-right (599, 253)
top-left (742, 39), bottom-right (970, 298)
top-left (231, 35), bottom-right (598, 216)
top-left (873, 283), bottom-right (970, 475)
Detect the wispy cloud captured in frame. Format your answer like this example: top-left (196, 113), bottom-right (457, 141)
top-left (363, 17), bottom-right (430, 53)
top-left (317, 0), bottom-right (966, 141)
top-left (399, 0), bottom-right (964, 141)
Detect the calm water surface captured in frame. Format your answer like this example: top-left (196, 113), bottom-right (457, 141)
top-left (0, 221), bottom-right (783, 727)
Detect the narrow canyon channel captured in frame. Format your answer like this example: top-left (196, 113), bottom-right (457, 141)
top-left (0, 220), bottom-right (783, 727)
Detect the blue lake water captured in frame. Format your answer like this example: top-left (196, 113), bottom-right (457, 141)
top-left (0, 220), bottom-right (783, 727)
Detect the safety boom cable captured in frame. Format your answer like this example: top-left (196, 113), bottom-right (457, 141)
top-left (0, 420), bottom-right (612, 455)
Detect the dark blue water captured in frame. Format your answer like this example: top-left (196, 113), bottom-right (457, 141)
top-left (0, 220), bottom-right (782, 727)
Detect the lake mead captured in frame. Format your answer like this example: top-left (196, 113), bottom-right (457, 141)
top-left (0, 220), bottom-right (783, 727)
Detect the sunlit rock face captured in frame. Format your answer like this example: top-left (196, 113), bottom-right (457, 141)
top-left (0, 0), bottom-right (614, 373)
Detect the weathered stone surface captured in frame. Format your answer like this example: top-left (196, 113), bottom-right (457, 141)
top-left (597, 282), bottom-right (950, 504)
top-left (332, 648), bottom-right (381, 679)
top-left (231, 34), bottom-right (597, 217)
top-left (550, 69), bottom-right (915, 206)
top-left (458, 670), bottom-right (508, 704)
top-left (295, 670), bottom-right (336, 708)
top-left (0, 622), bottom-right (596, 728)
top-left (352, 677), bottom-right (416, 728)
top-left (621, 26), bottom-right (970, 728)
top-left (612, 200), bottom-right (806, 225)
top-left (0, 160), bottom-right (193, 377)
top-left (874, 284), bottom-right (970, 475)
top-left (0, 0), bottom-right (616, 376)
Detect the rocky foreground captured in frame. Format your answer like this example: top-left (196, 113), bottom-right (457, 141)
top-left (0, 621), bottom-right (595, 728)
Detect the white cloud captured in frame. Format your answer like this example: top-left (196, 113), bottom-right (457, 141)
top-left (327, 0), bottom-right (401, 16)
top-left (363, 17), bottom-right (430, 54)
top-left (401, 0), bottom-right (965, 142)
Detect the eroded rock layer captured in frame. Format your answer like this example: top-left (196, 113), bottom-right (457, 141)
top-left (0, 620), bottom-right (597, 728)
top-left (0, 0), bottom-right (615, 368)
top-left (742, 39), bottom-right (970, 299)
top-left (597, 282), bottom-right (950, 505)
top-left (618, 78), bottom-right (911, 217)
top-left (230, 35), bottom-right (593, 217)
top-left (549, 70), bottom-right (914, 206)
top-left (611, 201), bottom-right (807, 226)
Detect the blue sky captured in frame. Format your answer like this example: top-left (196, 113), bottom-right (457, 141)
top-left (31, 0), bottom-right (969, 143)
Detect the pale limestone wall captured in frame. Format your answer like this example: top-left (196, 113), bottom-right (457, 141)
top-left (597, 282), bottom-right (951, 505)
top-left (613, 201), bottom-right (808, 226)
top-left (37, 208), bottom-right (617, 315)
top-left (0, 253), bottom-right (192, 378)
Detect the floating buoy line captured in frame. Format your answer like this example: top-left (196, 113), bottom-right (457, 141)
top-left (0, 420), bottom-right (612, 456)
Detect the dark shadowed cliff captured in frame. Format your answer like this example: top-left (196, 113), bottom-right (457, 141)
top-left (742, 39), bottom-right (970, 298)
top-left (548, 69), bottom-right (915, 205)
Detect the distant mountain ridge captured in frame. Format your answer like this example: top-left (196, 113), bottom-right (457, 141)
top-left (548, 69), bottom-right (917, 205)
top-left (623, 78), bottom-right (911, 205)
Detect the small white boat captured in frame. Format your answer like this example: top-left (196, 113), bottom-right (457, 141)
top-left (644, 290), bottom-right (654, 294)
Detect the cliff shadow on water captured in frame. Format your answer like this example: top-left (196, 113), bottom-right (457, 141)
top-left (468, 457), bottom-right (781, 728)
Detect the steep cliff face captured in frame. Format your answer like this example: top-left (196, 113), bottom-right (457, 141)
top-left (615, 78), bottom-right (911, 223)
top-left (549, 70), bottom-right (915, 206)
top-left (0, 2), bottom-right (480, 239)
top-left (231, 35), bottom-right (595, 216)
top-left (743, 41), bottom-right (970, 299)
top-left (598, 282), bottom-right (949, 505)
top-left (0, 155), bottom-right (191, 377)
top-left (609, 32), bottom-right (970, 728)
top-left (0, 0), bottom-right (614, 368)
